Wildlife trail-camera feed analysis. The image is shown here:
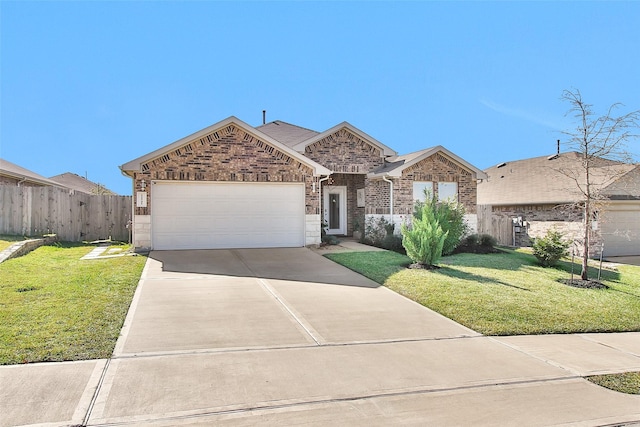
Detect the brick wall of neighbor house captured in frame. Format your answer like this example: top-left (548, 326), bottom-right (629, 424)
top-left (304, 129), bottom-right (385, 173)
top-left (132, 124), bottom-right (318, 216)
top-left (491, 204), bottom-right (602, 256)
top-left (0, 176), bottom-right (45, 187)
top-left (322, 174), bottom-right (365, 235)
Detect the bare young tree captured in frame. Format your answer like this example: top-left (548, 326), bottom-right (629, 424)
top-left (560, 89), bottom-right (639, 280)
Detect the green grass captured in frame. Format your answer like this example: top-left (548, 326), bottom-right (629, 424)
top-left (587, 372), bottom-right (640, 394)
top-left (0, 242), bottom-right (146, 365)
top-left (325, 248), bottom-right (640, 335)
top-left (0, 235), bottom-right (28, 252)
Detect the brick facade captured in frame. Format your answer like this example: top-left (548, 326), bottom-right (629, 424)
top-left (491, 204), bottom-right (602, 256)
top-left (366, 152), bottom-right (477, 215)
top-left (0, 176), bottom-right (46, 187)
top-left (123, 119), bottom-right (482, 248)
top-left (133, 124), bottom-right (317, 216)
top-left (490, 204), bottom-right (602, 256)
top-left (304, 129), bottom-right (385, 173)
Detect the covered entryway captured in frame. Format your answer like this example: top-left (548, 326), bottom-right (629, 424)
top-left (602, 206), bottom-right (640, 256)
top-left (323, 186), bottom-right (347, 235)
top-left (151, 181), bottom-right (305, 250)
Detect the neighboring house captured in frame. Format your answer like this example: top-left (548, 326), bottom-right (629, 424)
top-left (478, 152), bottom-right (640, 257)
top-left (0, 158), bottom-right (68, 188)
top-left (120, 116), bottom-right (486, 251)
top-left (49, 172), bottom-right (116, 195)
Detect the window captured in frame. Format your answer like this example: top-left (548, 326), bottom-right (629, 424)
top-left (413, 181), bottom-right (433, 202)
top-left (437, 182), bottom-right (458, 202)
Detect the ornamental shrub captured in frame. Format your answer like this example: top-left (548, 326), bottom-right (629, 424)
top-left (413, 193), bottom-right (467, 255)
top-left (532, 230), bottom-right (570, 267)
top-left (401, 203), bottom-right (448, 267)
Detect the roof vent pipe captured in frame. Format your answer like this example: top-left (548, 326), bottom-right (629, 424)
top-left (262, 110), bottom-right (266, 125)
top-left (557, 139), bottom-right (560, 155)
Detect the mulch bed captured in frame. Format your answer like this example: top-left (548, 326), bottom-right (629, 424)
top-left (407, 263), bottom-right (443, 270)
top-left (562, 279), bottom-right (609, 289)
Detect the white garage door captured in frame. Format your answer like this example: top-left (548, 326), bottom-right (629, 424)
top-left (151, 182), bottom-right (305, 250)
top-left (601, 209), bottom-right (640, 257)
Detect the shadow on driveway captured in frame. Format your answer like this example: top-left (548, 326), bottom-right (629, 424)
top-left (149, 247), bottom-right (380, 288)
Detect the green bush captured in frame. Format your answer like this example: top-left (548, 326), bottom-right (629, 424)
top-left (363, 217), bottom-right (391, 246)
top-left (532, 230), bottom-right (570, 267)
top-left (382, 234), bottom-right (404, 252)
top-left (413, 193), bottom-right (467, 255)
top-left (401, 203), bottom-right (448, 266)
top-left (479, 234), bottom-right (497, 248)
top-left (463, 233), bottom-right (480, 247)
top-left (455, 233), bottom-right (499, 254)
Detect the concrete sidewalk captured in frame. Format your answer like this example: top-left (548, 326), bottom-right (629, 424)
top-left (2, 248), bottom-right (640, 426)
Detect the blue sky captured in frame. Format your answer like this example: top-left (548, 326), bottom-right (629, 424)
top-left (2, 1), bottom-right (639, 195)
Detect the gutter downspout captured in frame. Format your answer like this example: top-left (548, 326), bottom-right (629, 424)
top-left (17, 177), bottom-right (27, 187)
top-left (382, 175), bottom-right (394, 219)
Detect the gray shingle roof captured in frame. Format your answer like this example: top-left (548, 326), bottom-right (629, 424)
top-left (477, 152), bottom-right (640, 205)
top-left (370, 148), bottom-right (436, 175)
top-left (255, 121), bottom-right (319, 147)
top-left (0, 158), bottom-right (66, 187)
top-left (369, 146), bottom-right (487, 179)
top-left (49, 172), bottom-right (116, 195)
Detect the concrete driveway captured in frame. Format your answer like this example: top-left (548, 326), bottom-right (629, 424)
top-left (3, 248), bottom-right (640, 426)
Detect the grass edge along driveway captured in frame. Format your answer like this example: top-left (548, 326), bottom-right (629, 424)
top-left (0, 242), bottom-right (146, 365)
top-left (324, 248), bottom-right (640, 336)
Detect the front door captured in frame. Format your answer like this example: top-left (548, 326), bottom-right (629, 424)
top-left (324, 186), bottom-right (347, 235)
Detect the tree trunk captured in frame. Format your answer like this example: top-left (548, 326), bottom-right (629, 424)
top-left (581, 201), bottom-right (590, 280)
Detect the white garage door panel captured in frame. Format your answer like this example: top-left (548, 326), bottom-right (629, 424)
top-left (602, 209), bottom-right (640, 256)
top-left (152, 182), bottom-right (305, 250)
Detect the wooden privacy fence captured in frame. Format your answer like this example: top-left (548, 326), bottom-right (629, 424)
top-left (0, 185), bottom-right (132, 242)
top-left (477, 204), bottom-right (514, 246)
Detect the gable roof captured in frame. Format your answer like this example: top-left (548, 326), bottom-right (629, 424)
top-left (478, 152), bottom-right (640, 205)
top-left (291, 122), bottom-right (397, 157)
top-left (256, 121), bottom-right (319, 148)
top-left (120, 116), bottom-right (331, 177)
top-left (0, 158), bottom-right (67, 188)
top-left (368, 145), bottom-right (487, 179)
top-left (49, 172), bottom-right (116, 195)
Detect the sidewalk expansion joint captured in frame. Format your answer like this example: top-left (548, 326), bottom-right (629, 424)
top-left (84, 376), bottom-right (583, 427)
top-left (110, 335), bottom-right (485, 360)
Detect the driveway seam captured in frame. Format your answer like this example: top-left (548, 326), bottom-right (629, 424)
top-left (258, 278), bottom-right (324, 345)
top-left (79, 359), bottom-right (111, 426)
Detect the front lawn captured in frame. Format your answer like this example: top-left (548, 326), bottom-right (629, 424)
top-left (0, 242), bottom-right (146, 365)
top-left (588, 372), bottom-right (640, 395)
top-left (0, 234), bottom-right (27, 252)
top-left (325, 249), bottom-right (640, 335)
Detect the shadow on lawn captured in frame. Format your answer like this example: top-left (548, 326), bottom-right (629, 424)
top-left (440, 248), bottom-right (537, 272)
top-left (555, 258), bottom-right (621, 283)
top-left (437, 265), bottom-right (531, 291)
